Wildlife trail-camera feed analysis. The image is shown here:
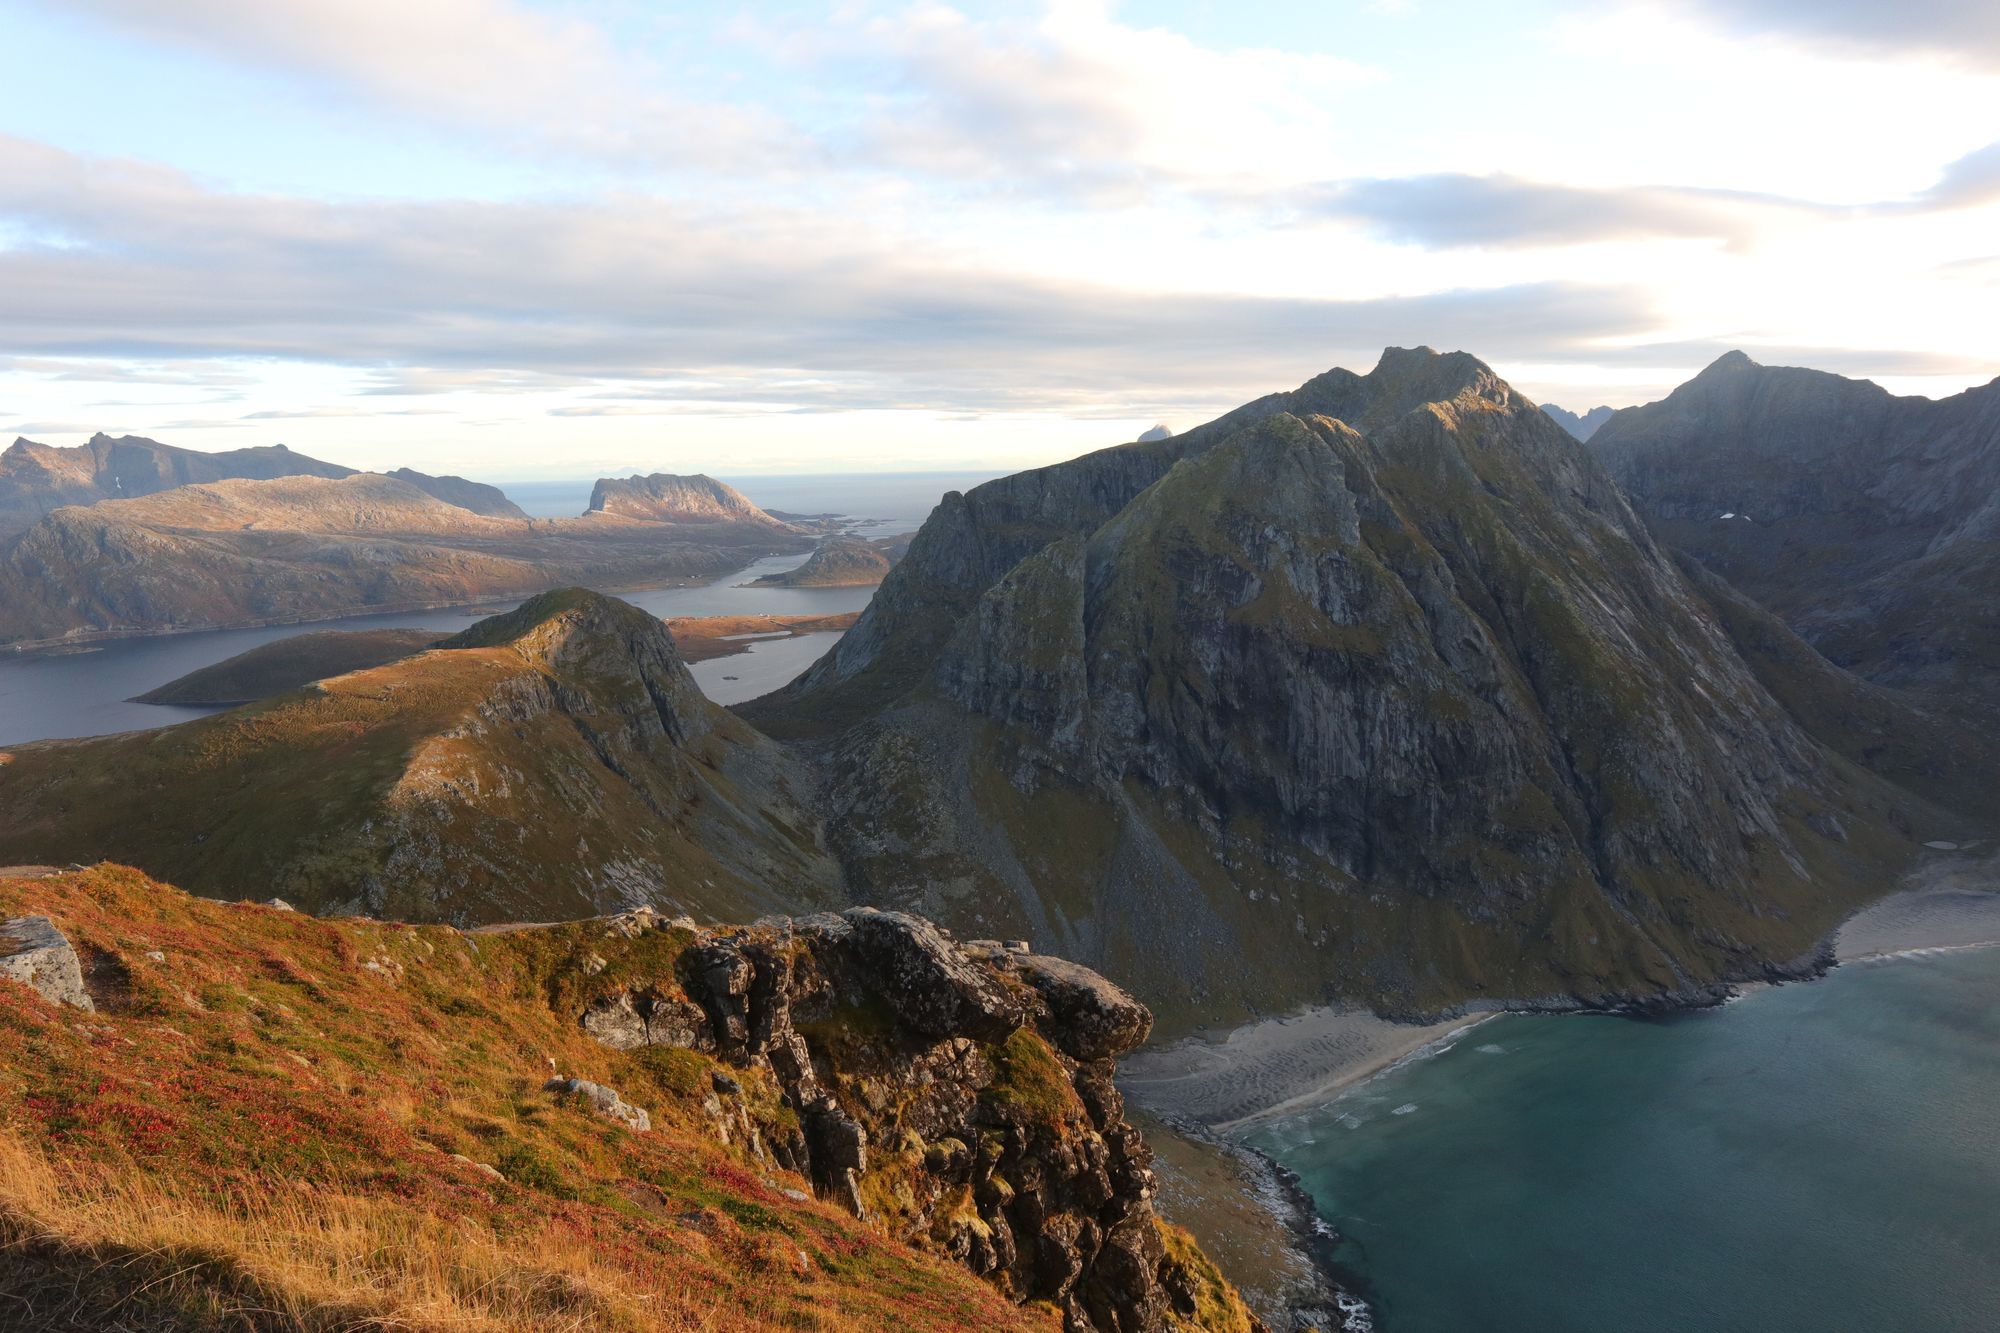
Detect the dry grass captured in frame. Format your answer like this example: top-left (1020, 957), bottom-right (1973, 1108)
top-left (0, 866), bottom-right (1055, 1333)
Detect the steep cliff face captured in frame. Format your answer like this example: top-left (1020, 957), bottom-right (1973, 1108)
top-left (589, 472), bottom-right (801, 530)
top-left (1593, 352), bottom-right (2000, 704)
top-left (0, 433), bottom-right (354, 536)
top-left (760, 349), bottom-right (1551, 730)
top-left (570, 904), bottom-right (1255, 1332)
top-left (756, 350), bottom-right (1940, 1025)
top-left (0, 865), bottom-right (1256, 1332)
top-left (0, 590), bottom-right (841, 925)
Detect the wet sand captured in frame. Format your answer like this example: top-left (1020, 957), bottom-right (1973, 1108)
top-left (1119, 1006), bottom-right (1483, 1132)
top-left (1835, 851), bottom-right (2000, 962)
top-left (1126, 850), bottom-right (2000, 1136)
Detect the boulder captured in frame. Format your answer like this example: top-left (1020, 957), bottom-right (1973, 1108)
top-left (1010, 954), bottom-right (1152, 1061)
top-left (545, 1077), bottom-right (651, 1133)
top-left (841, 907), bottom-right (1027, 1042)
top-left (0, 916), bottom-right (93, 1011)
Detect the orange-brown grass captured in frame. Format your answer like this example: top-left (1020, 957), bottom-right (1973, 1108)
top-left (666, 613), bottom-right (860, 663)
top-left (0, 865), bottom-right (1055, 1332)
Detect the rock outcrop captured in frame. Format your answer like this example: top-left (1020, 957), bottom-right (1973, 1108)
top-left (0, 915), bottom-right (94, 1011)
top-left (1593, 351), bottom-right (2000, 707)
top-left (588, 473), bottom-right (800, 530)
top-left (569, 904), bottom-right (1228, 1333)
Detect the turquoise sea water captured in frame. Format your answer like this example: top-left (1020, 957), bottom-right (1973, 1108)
top-left (1248, 949), bottom-right (2000, 1333)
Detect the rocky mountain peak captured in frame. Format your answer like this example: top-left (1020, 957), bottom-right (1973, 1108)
top-left (588, 472), bottom-right (797, 530)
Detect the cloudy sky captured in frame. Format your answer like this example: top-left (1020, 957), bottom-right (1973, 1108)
top-left (1, 0), bottom-right (1996, 480)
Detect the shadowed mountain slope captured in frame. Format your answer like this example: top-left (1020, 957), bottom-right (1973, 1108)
top-left (750, 349), bottom-right (1970, 1027)
top-left (134, 628), bottom-right (445, 706)
top-left (0, 590), bottom-right (839, 925)
top-left (1592, 351), bottom-right (2000, 706)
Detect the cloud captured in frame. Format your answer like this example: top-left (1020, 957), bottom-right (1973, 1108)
top-left (1668, 0), bottom-right (2000, 67)
top-left (1297, 174), bottom-right (1820, 249)
top-left (785, 1), bottom-right (1381, 193)
top-left (0, 136), bottom-right (1658, 416)
top-left (59, 0), bottom-right (792, 171)
top-left (1295, 140), bottom-right (2000, 250)
top-left (240, 407), bottom-right (448, 419)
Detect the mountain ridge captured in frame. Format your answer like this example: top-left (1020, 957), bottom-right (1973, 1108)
top-left (1593, 350), bottom-right (2000, 705)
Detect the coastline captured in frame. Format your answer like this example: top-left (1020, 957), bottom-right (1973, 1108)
top-left (1121, 852), bottom-right (2000, 1331)
top-left (1124, 849), bottom-right (2000, 1138)
top-left (1120, 1008), bottom-right (1485, 1133)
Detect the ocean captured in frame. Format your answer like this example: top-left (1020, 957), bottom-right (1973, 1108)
top-left (1247, 948), bottom-right (2000, 1333)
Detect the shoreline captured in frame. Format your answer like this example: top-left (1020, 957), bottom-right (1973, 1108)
top-left (1122, 849), bottom-right (2000, 1138)
top-left (1120, 852), bottom-right (2000, 1332)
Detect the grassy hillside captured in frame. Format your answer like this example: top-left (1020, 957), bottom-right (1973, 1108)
top-left (0, 866), bottom-right (1058, 1331)
top-left (0, 865), bottom-right (1257, 1332)
top-left (135, 628), bottom-right (444, 705)
top-left (0, 591), bottom-right (841, 926)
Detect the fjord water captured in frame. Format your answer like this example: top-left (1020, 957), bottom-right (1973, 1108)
top-left (0, 472), bottom-right (996, 745)
top-left (0, 551), bottom-right (872, 744)
top-left (1249, 949), bottom-right (2000, 1333)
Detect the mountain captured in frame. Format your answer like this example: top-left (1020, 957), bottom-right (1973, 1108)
top-left (0, 432), bottom-right (354, 535)
top-left (748, 348), bottom-right (1962, 1027)
top-left (1540, 404), bottom-right (1615, 441)
top-left (752, 535), bottom-right (905, 588)
top-left (386, 465), bottom-right (529, 518)
top-left (589, 473), bottom-right (801, 530)
top-left (0, 865), bottom-right (1256, 1333)
top-left (1592, 352), bottom-right (2000, 705)
top-left (133, 628), bottom-right (444, 705)
top-left (0, 473), bottom-right (810, 650)
top-left (0, 589), bottom-right (840, 925)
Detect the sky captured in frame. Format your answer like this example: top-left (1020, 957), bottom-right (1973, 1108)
top-left (0, 0), bottom-right (1996, 481)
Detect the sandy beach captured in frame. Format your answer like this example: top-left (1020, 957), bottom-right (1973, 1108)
top-left (1118, 1005), bottom-right (1484, 1132)
top-left (1124, 849), bottom-right (2000, 1137)
top-left (1835, 850), bottom-right (2000, 962)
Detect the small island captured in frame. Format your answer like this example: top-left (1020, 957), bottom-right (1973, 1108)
top-left (750, 535), bottom-right (907, 588)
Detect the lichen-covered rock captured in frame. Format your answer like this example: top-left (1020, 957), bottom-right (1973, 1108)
top-left (841, 907), bottom-right (1027, 1042)
top-left (545, 1076), bottom-right (651, 1133)
top-left (0, 915), bottom-right (94, 1011)
top-left (568, 908), bottom-right (1250, 1332)
top-left (1004, 952), bottom-right (1152, 1062)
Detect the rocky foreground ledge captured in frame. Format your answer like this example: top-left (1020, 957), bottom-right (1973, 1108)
top-left (0, 865), bottom-right (1259, 1333)
top-left (560, 902), bottom-right (1235, 1332)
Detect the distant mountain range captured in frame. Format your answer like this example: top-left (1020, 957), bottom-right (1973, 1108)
top-left (0, 435), bottom-right (815, 649)
top-left (1540, 403), bottom-right (1615, 441)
